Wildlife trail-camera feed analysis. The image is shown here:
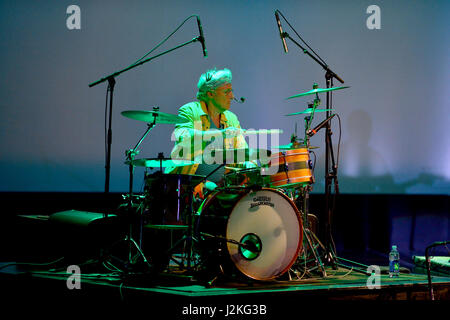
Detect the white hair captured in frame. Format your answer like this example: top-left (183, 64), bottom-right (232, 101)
top-left (196, 68), bottom-right (232, 101)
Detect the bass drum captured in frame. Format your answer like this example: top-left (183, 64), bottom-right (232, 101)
top-left (195, 188), bottom-right (302, 281)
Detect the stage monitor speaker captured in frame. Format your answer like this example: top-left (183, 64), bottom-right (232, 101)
top-left (46, 210), bottom-right (122, 262)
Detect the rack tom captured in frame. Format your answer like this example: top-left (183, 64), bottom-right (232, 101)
top-left (266, 147), bottom-right (314, 189)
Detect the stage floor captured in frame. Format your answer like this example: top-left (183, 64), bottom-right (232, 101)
top-left (2, 259), bottom-right (449, 319)
top-left (2, 261), bottom-right (449, 310)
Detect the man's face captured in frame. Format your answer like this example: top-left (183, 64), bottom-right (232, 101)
top-left (209, 83), bottom-right (234, 112)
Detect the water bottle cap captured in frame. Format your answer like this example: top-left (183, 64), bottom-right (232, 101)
top-left (392, 245), bottom-right (397, 249)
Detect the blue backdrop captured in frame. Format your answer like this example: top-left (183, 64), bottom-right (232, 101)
top-left (1, 0), bottom-right (449, 194)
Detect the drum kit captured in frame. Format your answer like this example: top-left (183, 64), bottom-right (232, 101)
top-left (110, 84), bottom-right (348, 284)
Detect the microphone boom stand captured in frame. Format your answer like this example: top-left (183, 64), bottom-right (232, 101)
top-left (281, 30), bottom-right (366, 273)
top-left (89, 36), bottom-right (204, 194)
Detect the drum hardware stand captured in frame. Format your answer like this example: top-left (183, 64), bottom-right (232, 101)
top-left (108, 112), bottom-right (159, 272)
top-left (289, 185), bottom-right (327, 278)
top-left (285, 92), bottom-right (328, 278)
top-left (164, 182), bottom-right (200, 273)
top-left (288, 95), bottom-right (327, 277)
top-left (166, 161), bottom-right (227, 273)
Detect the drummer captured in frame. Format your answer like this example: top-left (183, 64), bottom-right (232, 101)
top-left (166, 68), bottom-right (256, 197)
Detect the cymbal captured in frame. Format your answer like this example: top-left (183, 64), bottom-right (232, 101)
top-left (273, 143), bottom-right (319, 150)
top-left (286, 86), bottom-right (349, 100)
top-left (126, 157), bottom-right (194, 167)
top-left (121, 110), bottom-right (189, 124)
top-left (286, 108), bottom-right (333, 116)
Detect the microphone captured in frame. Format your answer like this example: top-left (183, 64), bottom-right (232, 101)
top-left (196, 16), bottom-right (208, 58)
top-left (234, 97), bottom-right (245, 103)
top-left (307, 114), bottom-right (336, 137)
top-left (274, 11), bottom-right (288, 53)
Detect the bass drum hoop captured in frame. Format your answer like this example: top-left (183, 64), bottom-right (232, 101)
top-left (198, 187), bottom-right (303, 281)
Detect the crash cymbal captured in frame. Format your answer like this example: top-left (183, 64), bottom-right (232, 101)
top-left (126, 157), bottom-right (194, 167)
top-left (121, 110), bottom-right (189, 124)
top-left (273, 143), bottom-right (319, 150)
top-left (286, 86), bottom-right (349, 100)
top-left (285, 108), bottom-right (333, 116)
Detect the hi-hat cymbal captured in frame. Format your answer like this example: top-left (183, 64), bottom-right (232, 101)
top-left (273, 143), bottom-right (319, 150)
top-left (121, 110), bottom-right (189, 124)
top-left (286, 86), bottom-right (349, 100)
top-left (286, 108), bottom-right (333, 116)
top-left (126, 157), bottom-right (194, 167)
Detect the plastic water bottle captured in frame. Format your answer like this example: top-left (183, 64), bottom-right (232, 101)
top-left (389, 245), bottom-right (400, 277)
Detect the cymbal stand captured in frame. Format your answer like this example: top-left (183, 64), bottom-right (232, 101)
top-left (284, 89), bottom-right (328, 278)
top-left (290, 185), bottom-right (327, 278)
top-left (288, 87), bottom-right (320, 148)
top-left (303, 87), bottom-right (320, 146)
top-left (299, 95), bottom-right (327, 276)
top-left (118, 111), bottom-right (159, 270)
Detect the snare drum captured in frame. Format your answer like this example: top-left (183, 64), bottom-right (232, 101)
top-left (196, 187), bottom-right (302, 280)
top-left (267, 147), bottom-right (314, 189)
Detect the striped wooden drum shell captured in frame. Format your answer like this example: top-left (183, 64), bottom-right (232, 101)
top-left (268, 147), bottom-right (314, 188)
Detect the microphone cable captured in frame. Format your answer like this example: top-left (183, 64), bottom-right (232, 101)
top-left (104, 15), bottom-right (201, 181)
top-left (129, 14), bottom-right (199, 67)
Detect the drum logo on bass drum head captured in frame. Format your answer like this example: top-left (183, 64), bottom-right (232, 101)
top-left (250, 196), bottom-right (274, 209)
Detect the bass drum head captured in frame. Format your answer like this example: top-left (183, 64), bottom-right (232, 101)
top-left (226, 188), bottom-right (302, 280)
